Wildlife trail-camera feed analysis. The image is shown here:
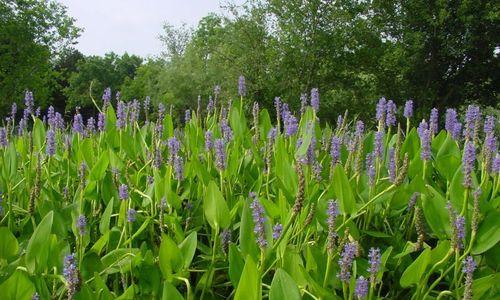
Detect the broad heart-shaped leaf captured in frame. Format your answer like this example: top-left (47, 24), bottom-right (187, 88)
top-left (400, 247), bottom-right (431, 287)
top-left (161, 281), bottom-right (184, 300)
top-left (159, 234), bottom-right (183, 279)
top-left (234, 256), bottom-right (261, 300)
top-left (269, 268), bottom-right (301, 300)
top-left (90, 152), bottom-right (109, 181)
top-left (0, 269), bottom-right (35, 300)
top-left (472, 210), bottom-right (500, 255)
top-left (422, 185), bottom-right (450, 239)
top-left (204, 181), bottom-right (230, 230)
top-left (26, 211), bottom-right (53, 274)
top-left (178, 231), bottom-right (197, 269)
top-left (332, 164), bottom-right (355, 214)
top-left (0, 227), bottom-right (19, 261)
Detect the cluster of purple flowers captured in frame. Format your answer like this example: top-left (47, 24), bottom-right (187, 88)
top-left (272, 223), bottom-right (283, 240)
top-left (354, 276), bottom-right (368, 299)
top-left (238, 75), bottom-right (246, 97)
top-left (119, 184), bottom-right (129, 200)
top-left (214, 138), bottom-right (227, 170)
top-left (388, 148), bottom-right (396, 183)
top-left (463, 105), bottom-right (480, 142)
top-left (221, 119), bottom-right (233, 142)
top-left (0, 127), bottom-right (7, 147)
top-left (462, 141), bottom-right (476, 188)
top-left (445, 109), bottom-right (462, 140)
top-left (63, 253), bottom-right (80, 299)
top-left (46, 129), bottom-right (56, 156)
top-left (330, 136), bottom-right (341, 166)
top-left (385, 100), bottom-right (397, 127)
top-left (429, 108), bottom-right (439, 135)
top-left (249, 193), bottom-right (267, 249)
top-left (366, 152), bottom-right (376, 186)
top-left (77, 215), bottom-right (87, 235)
top-left (282, 104), bottom-right (298, 137)
top-left (205, 130), bottom-right (213, 151)
top-left (116, 101), bottom-right (127, 130)
top-left (310, 88), bottom-right (320, 112)
top-left (72, 114), bottom-right (85, 135)
top-left (338, 242), bottom-right (358, 282)
top-left (403, 100), bottom-right (413, 118)
top-left (417, 120), bottom-right (431, 161)
top-left (368, 247), bottom-right (381, 283)
top-left (374, 131), bottom-right (384, 159)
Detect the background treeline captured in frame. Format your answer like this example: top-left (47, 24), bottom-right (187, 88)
top-left (1, 0), bottom-right (499, 123)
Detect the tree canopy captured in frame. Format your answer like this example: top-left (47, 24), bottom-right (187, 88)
top-left (0, 0), bottom-right (498, 122)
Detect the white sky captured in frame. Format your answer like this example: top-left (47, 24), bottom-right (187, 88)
top-left (57, 0), bottom-right (234, 57)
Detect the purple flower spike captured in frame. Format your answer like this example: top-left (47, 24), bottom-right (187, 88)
top-left (337, 242), bottom-right (358, 282)
top-left (388, 148), bottom-right (396, 183)
top-left (462, 255), bottom-right (476, 300)
top-left (310, 88), bottom-right (320, 112)
top-left (430, 108), bottom-right (439, 135)
top-left (214, 138), bottom-right (227, 170)
top-left (376, 97), bottom-right (387, 122)
top-left (462, 141), bottom-right (475, 188)
top-left (119, 184), bottom-right (129, 200)
top-left (72, 114), bottom-right (84, 135)
top-left (330, 136), bottom-right (341, 165)
top-left (403, 100), bottom-right (413, 118)
top-left (46, 129), bottom-right (56, 156)
top-left (97, 112), bottom-right (105, 132)
top-left (366, 152), bottom-right (376, 186)
top-left (483, 115), bottom-right (495, 137)
top-left (116, 101), bottom-right (127, 130)
top-left (205, 130), bottom-right (213, 151)
top-left (238, 75), bottom-right (246, 97)
top-left (355, 121), bottom-right (364, 140)
top-left (368, 247), bottom-right (381, 283)
top-left (463, 105), bottom-right (480, 141)
top-left (0, 127), bottom-right (8, 147)
top-left (374, 131), bottom-right (384, 159)
top-left (355, 276), bottom-right (369, 299)
top-left (77, 215), bottom-right (86, 235)
top-left (272, 223), bottom-right (283, 240)
top-left (250, 196), bottom-right (267, 249)
top-left (385, 100), bottom-right (397, 127)
top-left (418, 120), bottom-right (431, 161)
top-left (63, 253), bottom-right (80, 298)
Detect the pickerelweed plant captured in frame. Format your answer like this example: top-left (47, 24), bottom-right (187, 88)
top-left (0, 80), bottom-right (498, 300)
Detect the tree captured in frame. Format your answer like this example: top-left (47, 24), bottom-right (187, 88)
top-left (64, 52), bottom-right (143, 113)
top-left (0, 0), bottom-right (80, 115)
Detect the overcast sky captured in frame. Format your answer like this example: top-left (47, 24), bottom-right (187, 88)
top-left (57, 0), bottom-right (233, 57)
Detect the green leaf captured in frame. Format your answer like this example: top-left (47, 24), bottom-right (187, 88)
top-left (161, 281), bottom-right (184, 300)
top-left (204, 181), bottom-right (230, 229)
top-left (234, 256), bottom-right (260, 300)
top-left (472, 211), bottom-right (500, 254)
top-left (229, 244), bottom-right (245, 287)
top-left (0, 270), bottom-right (35, 300)
top-left (332, 164), bottom-right (355, 214)
top-left (400, 248), bottom-right (431, 287)
top-left (178, 231), bottom-right (197, 269)
top-left (0, 227), bottom-right (19, 261)
top-left (159, 234), bottom-right (183, 278)
top-left (422, 185), bottom-right (450, 238)
top-left (26, 211), bottom-right (53, 274)
top-left (90, 152), bottom-right (109, 181)
top-left (269, 268), bottom-right (301, 300)
top-left (99, 198), bottom-right (114, 235)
